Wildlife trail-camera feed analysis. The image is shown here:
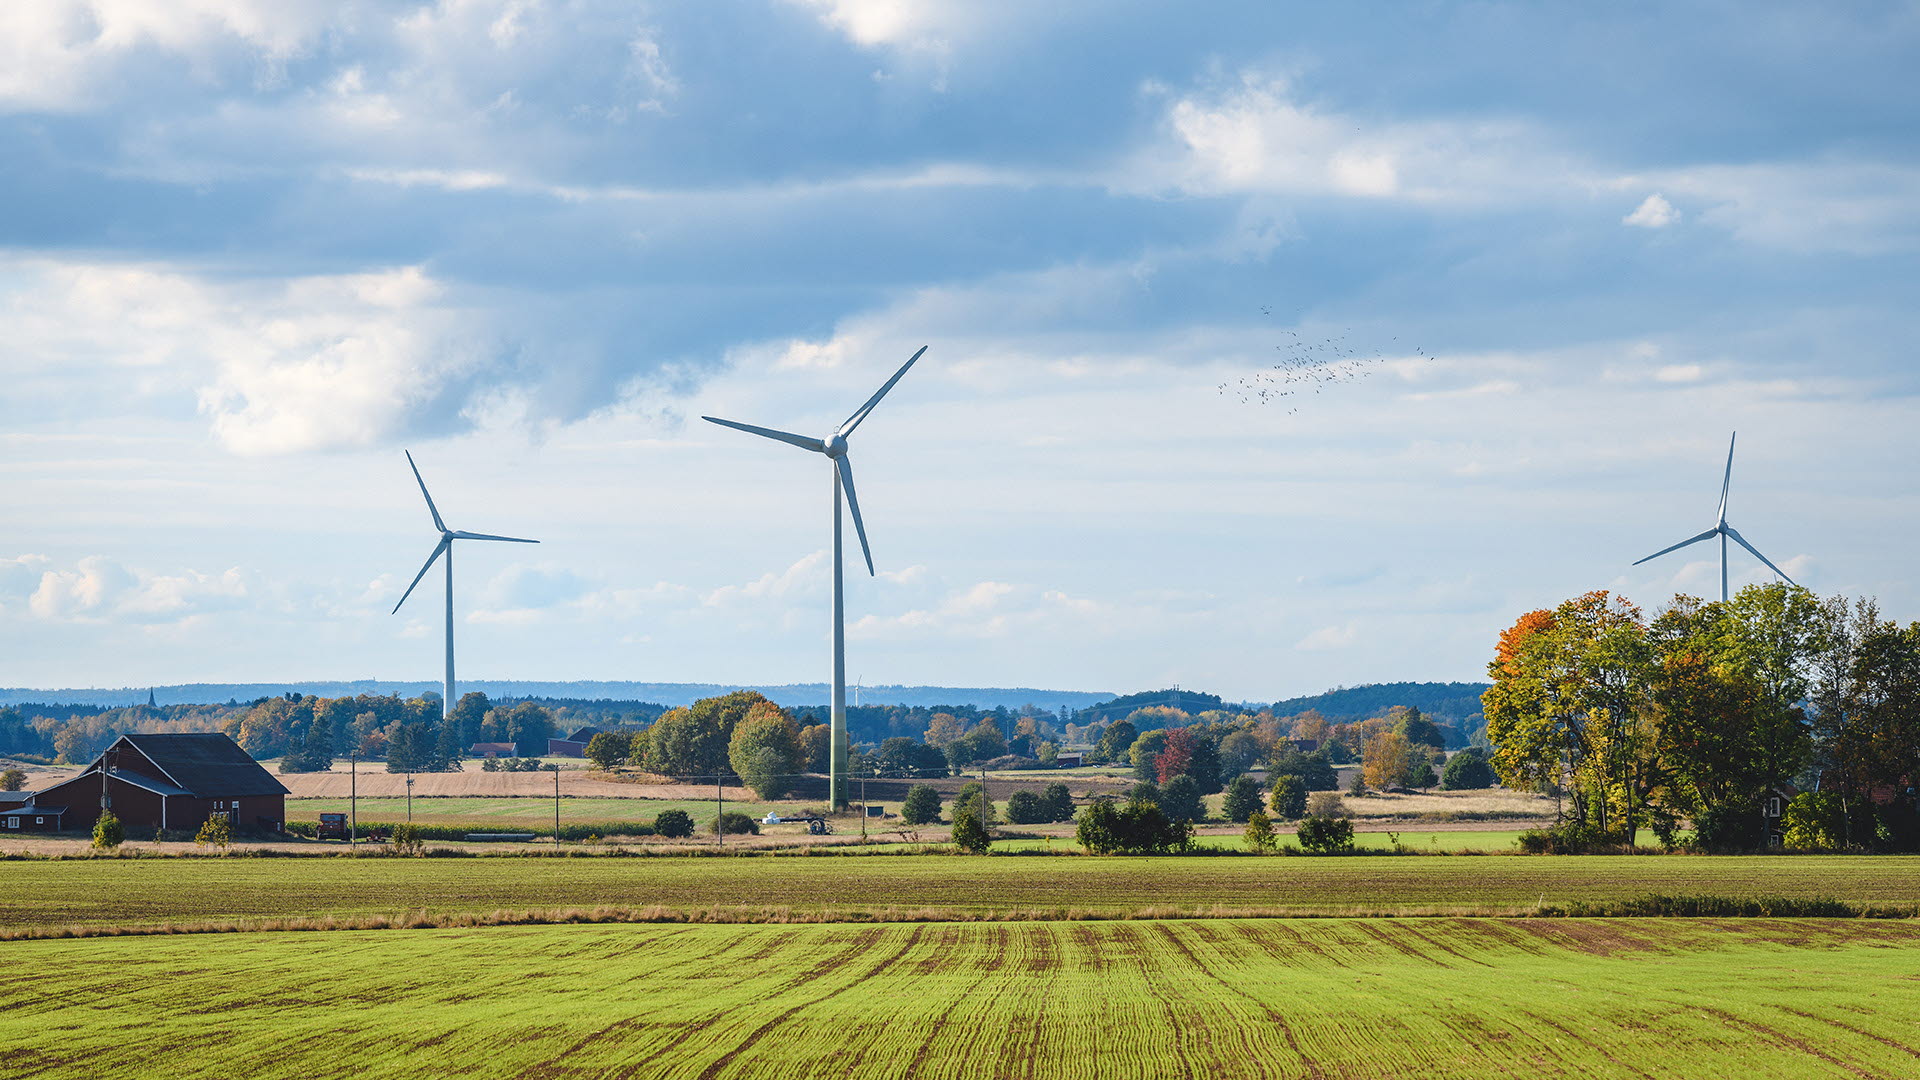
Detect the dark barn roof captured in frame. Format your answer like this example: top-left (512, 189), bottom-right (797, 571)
top-left (112, 734), bottom-right (290, 798)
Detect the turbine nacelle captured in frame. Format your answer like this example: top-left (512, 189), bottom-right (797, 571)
top-left (824, 434), bottom-right (849, 458)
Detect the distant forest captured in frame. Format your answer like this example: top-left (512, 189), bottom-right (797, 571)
top-left (0, 681), bottom-right (1117, 712)
top-left (1267, 682), bottom-right (1490, 728)
top-left (0, 681), bottom-right (1490, 766)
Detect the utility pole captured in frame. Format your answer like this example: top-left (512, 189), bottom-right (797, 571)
top-left (350, 749), bottom-right (358, 847)
top-left (406, 773), bottom-right (413, 823)
top-left (553, 766), bottom-right (561, 846)
top-left (716, 772), bottom-right (724, 848)
top-left (979, 763), bottom-right (989, 838)
top-left (860, 771), bottom-right (868, 842)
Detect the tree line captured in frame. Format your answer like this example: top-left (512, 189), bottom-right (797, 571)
top-left (1484, 583), bottom-right (1920, 852)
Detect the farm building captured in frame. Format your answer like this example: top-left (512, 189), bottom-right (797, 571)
top-left (0, 795), bottom-right (69, 833)
top-left (27, 733), bottom-right (288, 836)
top-left (547, 726), bottom-right (601, 757)
top-left (470, 742), bottom-right (517, 758)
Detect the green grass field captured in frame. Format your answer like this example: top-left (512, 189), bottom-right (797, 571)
top-left (285, 795), bottom-right (800, 828)
top-left (8, 918), bottom-right (1917, 1078)
top-left (4, 854), bottom-right (1917, 932)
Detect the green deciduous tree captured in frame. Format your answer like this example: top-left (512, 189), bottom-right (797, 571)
top-left (1243, 808), bottom-right (1278, 852)
top-left (585, 731), bottom-right (632, 769)
top-left (1005, 789), bottom-right (1048, 824)
top-left (728, 702), bottom-right (803, 799)
top-left (1041, 782), bottom-right (1075, 822)
top-left (1222, 775), bottom-right (1263, 823)
top-left (900, 784), bottom-right (942, 825)
top-left (1159, 774), bottom-right (1204, 824)
top-left (1440, 748), bottom-right (1497, 790)
top-left (951, 808), bottom-right (991, 853)
top-left (1268, 774), bottom-right (1308, 820)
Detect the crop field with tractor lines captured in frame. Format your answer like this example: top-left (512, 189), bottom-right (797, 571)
top-left (7, 917), bottom-right (1920, 1079)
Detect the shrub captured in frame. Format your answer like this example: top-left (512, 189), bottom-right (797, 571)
top-left (390, 823), bottom-right (424, 856)
top-left (195, 815), bottom-right (233, 850)
top-left (1128, 780), bottom-right (1161, 805)
top-left (1268, 775), bottom-right (1308, 820)
top-left (92, 810), bottom-right (124, 851)
top-left (1074, 798), bottom-right (1193, 855)
top-left (1295, 815), bottom-right (1355, 854)
top-left (1306, 791), bottom-right (1347, 819)
top-left (1346, 773), bottom-right (1371, 796)
top-left (0, 768), bottom-right (24, 791)
top-left (1005, 789), bottom-right (1049, 825)
top-left (1222, 775), bottom-right (1263, 823)
top-left (1782, 791), bottom-right (1848, 851)
top-left (653, 809), bottom-right (695, 838)
top-left (900, 784), bottom-right (942, 825)
top-left (1159, 774), bottom-right (1204, 824)
top-left (951, 809), bottom-right (992, 853)
top-left (1517, 821), bottom-right (1602, 855)
top-left (1243, 808), bottom-right (1278, 853)
top-left (1440, 749), bottom-right (1497, 790)
top-left (711, 811), bottom-right (761, 836)
top-left (1041, 782), bottom-right (1075, 823)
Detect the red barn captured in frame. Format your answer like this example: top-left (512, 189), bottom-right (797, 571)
top-left (31, 733), bottom-right (289, 836)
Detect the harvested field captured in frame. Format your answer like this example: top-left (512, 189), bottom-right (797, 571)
top-left (2, 853), bottom-right (1916, 933)
top-left (5, 918), bottom-right (1917, 1078)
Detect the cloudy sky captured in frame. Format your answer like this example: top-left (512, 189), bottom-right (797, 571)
top-left (2, 2), bottom-right (1916, 701)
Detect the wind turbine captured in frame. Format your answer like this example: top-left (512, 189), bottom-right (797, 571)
top-left (391, 451), bottom-right (539, 718)
top-left (703, 345), bottom-right (927, 809)
top-left (1632, 432), bottom-right (1796, 603)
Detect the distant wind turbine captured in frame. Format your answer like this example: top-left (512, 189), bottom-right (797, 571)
top-left (391, 451), bottom-right (539, 718)
top-left (1632, 432), bottom-right (1796, 603)
top-left (704, 345), bottom-right (927, 809)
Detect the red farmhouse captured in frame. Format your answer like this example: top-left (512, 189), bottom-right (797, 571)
top-left (27, 733), bottom-right (289, 836)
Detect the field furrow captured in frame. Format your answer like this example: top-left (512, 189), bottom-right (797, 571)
top-left (5, 918), bottom-right (1918, 1079)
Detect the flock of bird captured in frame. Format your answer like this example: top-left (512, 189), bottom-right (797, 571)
top-left (1222, 309), bottom-right (1434, 413)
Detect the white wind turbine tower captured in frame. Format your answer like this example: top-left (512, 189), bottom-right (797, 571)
top-left (391, 452), bottom-right (540, 718)
top-left (1632, 432), bottom-right (1796, 603)
top-left (704, 345), bottom-right (927, 809)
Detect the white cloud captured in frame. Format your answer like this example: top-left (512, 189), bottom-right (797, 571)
top-left (1, 257), bottom-right (493, 455)
top-left (16, 555), bottom-right (249, 623)
top-left (1623, 193), bottom-right (1680, 228)
top-left (702, 551), bottom-right (829, 608)
top-left (1295, 622), bottom-right (1358, 651)
top-left (0, 0), bottom-right (329, 111)
top-left (1138, 72), bottom-right (1570, 205)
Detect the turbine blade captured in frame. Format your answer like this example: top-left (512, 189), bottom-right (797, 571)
top-left (1725, 526), bottom-right (1797, 586)
top-left (838, 345), bottom-right (927, 438)
top-left (1632, 527), bottom-right (1721, 566)
top-left (392, 538), bottom-right (450, 614)
top-left (702, 416), bottom-right (825, 453)
top-left (450, 531), bottom-right (540, 544)
top-left (837, 455), bottom-right (875, 576)
top-left (1717, 432), bottom-right (1736, 524)
top-left (405, 451), bottom-right (447, 533)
